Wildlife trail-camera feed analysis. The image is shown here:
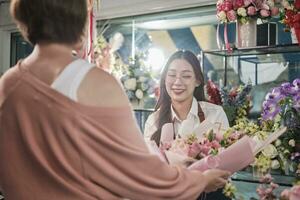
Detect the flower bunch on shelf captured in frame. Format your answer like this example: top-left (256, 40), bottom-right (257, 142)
top-left (280, 0), bottom-right (300, 44)
top-left (259, 78), bottom-right (300, 176)
top-left (254, 174), bottom-right (300, 200)
top-left (216, 0), bottom-right (280, 24)
top-left (206, 80), bottom-right (252, 126)
top-left (255, 174), bottom-right (279, 200)
top-left (280, 0), bottom-right (300, 31)
top-left (221, 82), bottom-right (252, 125)
top-left (120, 54), bottom-right (157, 107)
top-left (206, 80), bottom-right (222, 105)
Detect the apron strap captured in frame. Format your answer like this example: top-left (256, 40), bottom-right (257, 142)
top-left (197, 103), bottom-right (205, 123)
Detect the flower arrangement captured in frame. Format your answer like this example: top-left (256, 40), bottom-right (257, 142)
top-left (206, 80), bottom-right (252, 126)
top-left (254, 174), bottom-right (300, 200)
top-left (120, 54), bottom-right (157, 107)
top-left (258, 78), bottom-right (300, 176)
top-left (280, 0), bottom-right (300, 43)
top-left (256, 174), bottom-right (279, 200)
top-left (280, 0), bottom-right (300, 30)
top-left (216, 0), bottom-right (280, 24)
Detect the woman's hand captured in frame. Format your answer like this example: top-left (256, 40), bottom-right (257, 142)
top-left (202, 169), bottom-right (231, 193)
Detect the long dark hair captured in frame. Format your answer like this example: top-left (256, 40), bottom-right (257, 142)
top-left (150, 50), bottom-right (205, 145)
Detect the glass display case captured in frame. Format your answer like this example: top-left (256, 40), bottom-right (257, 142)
top-left (201, 44), bottom-right (300, 86)
top-left (200, 44), bottom-right (300, 117)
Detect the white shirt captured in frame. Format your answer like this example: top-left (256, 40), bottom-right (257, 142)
top-left (144, 98), bottom-right (229, 141)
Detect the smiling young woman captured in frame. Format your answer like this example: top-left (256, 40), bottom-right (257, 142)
top-left (144, 50), bottom-right (229, 145)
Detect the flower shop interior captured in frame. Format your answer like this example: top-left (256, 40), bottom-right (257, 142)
top-left (0, 0), bottom-right (300, 199)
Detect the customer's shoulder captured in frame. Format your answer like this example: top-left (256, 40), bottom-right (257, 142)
top-left (78, 67), bottom-right (129, 107)
top-left (0, 65), bottom-right (23, 93)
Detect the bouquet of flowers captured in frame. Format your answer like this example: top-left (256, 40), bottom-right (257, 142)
top-left (279, 0), bottom-right (300, 43)
top-left (120, 54), bottom-right (157, 106)
top-left (158, 130), bottom-right (242, 199)
top-left (206, 80), bottom-right (252, 126)
top-left (149, 122), bottom-right (287, 199)
top-left (216, 0), bottom-right (280, 24)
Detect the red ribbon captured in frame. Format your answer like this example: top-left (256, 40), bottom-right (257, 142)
top-left (87, 10), bottom-right (95, 62)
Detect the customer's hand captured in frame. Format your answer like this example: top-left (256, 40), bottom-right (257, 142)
top-left (202, 169), bottom-right (231, 193)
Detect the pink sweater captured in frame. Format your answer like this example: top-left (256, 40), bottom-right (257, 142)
top-left (0, 64), bottom-right (206, 200)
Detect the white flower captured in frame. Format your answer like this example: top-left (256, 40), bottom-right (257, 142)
top-left (267, 0), bottom-right (275, 8)
top-left (124, 78), bottom-right (137, 90)
top-left (141, 83), bottom-right (149, 91)
top-left (288, 139), bottom-right (295, 147)
top-left (237, 7), bottom-right (247, 17)
top-left (217, 11), bottom-right (227, 22)
top-left (139, 76), bottom-right (147, 82)
top-left (135, 89), bottom-right (144, 99)
top-left (262, 144), bottom-right (278, 159)
top-left (271, 159), bottom-right (280, 169)
top-left (274, 139), bottom-right (281, 147)
top-left (281, 0), bottom-right (290, 9)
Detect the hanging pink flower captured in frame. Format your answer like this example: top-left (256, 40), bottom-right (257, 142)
top-left (227, 10), bottom-right (237, 21)
top-left (247, 6), bottom-right (257, 16)
top-left (234, 0), bottom-right (244, 9)
top-left (271, 7), bottom-right (279, 16)
top-left (244, 0), bottom-right (252, 7)
top-left (223, 0), bottom-right (234, 12)
top-left (260, 9), bottom-right (270, 17)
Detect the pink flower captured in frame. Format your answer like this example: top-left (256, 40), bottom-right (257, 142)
top-left (281, 189), bottom-right (290, 200)
top-left (188, 142), bottom-right (201, 158)
top-left (227, 10), bottom-right (237, 21)
top-left (211, 140), bottom-right (221, 149)
top-left (223, 0), bottom-right (233, 12)
top-left (244, 0), bottom-right (252, 7)
top-left (271, 7), bottom-right (279, 16)
top-left (234, 0), bottom-right (244, 9)
top-left (260, 3), bottom-right (270, 10)
top-left (260, 9), bottom-right (270, 17)
top-left (290, 185), bottom-right (300, 200)
top-left (247, 6), bottom-right (257, 16)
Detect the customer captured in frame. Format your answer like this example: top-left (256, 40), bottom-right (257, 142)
top-left (0, 1), bottom-right (230, 199)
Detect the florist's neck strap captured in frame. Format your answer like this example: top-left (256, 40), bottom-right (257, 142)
top-left (197, 103), bottom-right (205, 123)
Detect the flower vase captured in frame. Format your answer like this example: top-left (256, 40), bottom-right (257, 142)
top-left (236, 19), bottom-right (257, 48)
top-left (291, 27), bottom-right (300, 45)
top-left (252, 166), bottom-right (270, 179)
top-left (131, 99), bottom-right (144, 109)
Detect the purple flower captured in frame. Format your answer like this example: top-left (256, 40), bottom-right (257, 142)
top-left (293, 78), bottom-right (300, 90)
top-left (280, 82), bottom-right (297, 96)
top-left (265, 87), bottom-right (285, 102)
top-left (262, 100), bottom-right (281, 120)
top-left (293, 94), bottom-right (300, 109)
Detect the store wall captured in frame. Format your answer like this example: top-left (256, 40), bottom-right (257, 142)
top-left (97, 0), bottom-right (215, 19)
top-left (0, 0), bottom-right (216, 74)
top-left (0, 1), bottom-right (17, 74)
